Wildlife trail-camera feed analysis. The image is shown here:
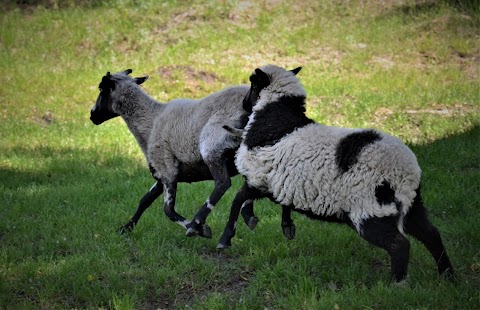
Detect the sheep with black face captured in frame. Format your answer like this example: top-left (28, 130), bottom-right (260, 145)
top-left (90, 69), bottom-right (259, 238)
top-left (218, 65), bottom-right (454, 284)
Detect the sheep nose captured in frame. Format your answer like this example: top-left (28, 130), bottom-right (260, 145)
top-left (90, 111), bottom-right (100, 125)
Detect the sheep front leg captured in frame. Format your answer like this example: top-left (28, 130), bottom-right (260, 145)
top-left (281, 205), bottom-right (296, 240)
top-left (185, 160), bottom-right (231, 238)
top-left (217, 182), bottom-right (256, 249)
top-left (118, 181), bottom-right (163, 234)
top-left (163, 181), bottom-right (190, 229)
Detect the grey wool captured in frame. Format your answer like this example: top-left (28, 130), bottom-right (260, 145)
top-left (91, 69), bottom-right (257, 237)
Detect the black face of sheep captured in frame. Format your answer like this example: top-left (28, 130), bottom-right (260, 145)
top-left (242, 68), bottom-right (270, 113)
top-left (242, 66), bottom-right (302, 113)
top-left (90, 69), bottom-right (148, 125)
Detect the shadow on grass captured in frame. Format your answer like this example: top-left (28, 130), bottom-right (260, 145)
top-left (1, 145), bottom-right (147, 187)
top-left (1, 125), bottom-right (478, 237)
top-left (1, 126), bottom-right (479, 308)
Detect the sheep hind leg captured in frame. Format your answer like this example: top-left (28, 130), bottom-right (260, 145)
top-left (163, 181), bottom-right (190, 229)
top-left (404, 189), bottom-right (455, 280)
top-left (360, 216), bottom-right (410, 284)
top-left (218, 182), bottom-right (255, 249)
top-left (118, 181), bottom-right (163, 234)
top-left (240, 200), bottom-right (259, 230)
top-left (186, 161), bottom-right (231, 238)
top-left (281, 205), bottom-right (295, 240)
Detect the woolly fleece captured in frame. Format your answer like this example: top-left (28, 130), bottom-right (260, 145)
top-left (236, 65), bottom-right (421, 233)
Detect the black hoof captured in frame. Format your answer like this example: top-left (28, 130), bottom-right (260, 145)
top-left (247, 216), bottom-right (259, 230)
top-left (442, 269), bottom-right (457, 283)
top-left (216, 242), bottom-right (230, 250)
top-left (185, 223), bottom-right (212, 239)
top-left (117, 223), bottom-right (134, 235)
top-left (201, 224), bottom-right (212, 238)
top-left (185, 227), bottom-right (199, 237)
top-left (282, 224), bottom-right (296, 240)
top-left (392, 279), bottom-right (408, 287)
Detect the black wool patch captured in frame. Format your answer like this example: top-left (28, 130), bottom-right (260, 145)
top-left (375, 181), bottom-right (396, 205)
top-left (243, 96), bottom-right (313, 149)
top-left (335, 130), bottom-right (381, 172)
top-left (148, 163), bottom-right (157, 179)
top-left (292, 206), bottom-right (350, 225)
top-left (360, 214), bottom-right (404, 247)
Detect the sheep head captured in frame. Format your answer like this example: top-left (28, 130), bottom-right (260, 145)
top-left (243, 65), bottom-right (302, 113)
top-left (90, 69), bottom-right (148, 125)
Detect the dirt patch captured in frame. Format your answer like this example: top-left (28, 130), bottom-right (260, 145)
top-left (368, 55), bottom-right (396, 69)
top-left (150, 7), bottom-right (210, 45)
top-left (29, 111), bottom-right (54, 126)
top-left (455, 50), bottom-right (480, 80)
top-left (222, 45), bottom-right (345, 72)
top-left (141, 249), bottom-right (252, 309)
top-left (142, 292), bottom-right (171, 310)
top-left (371, 103), bottom-right (478, 125)
top-left (403, 103), bottom-right (478, 116)
top-left (157, 65), bottom-right (220, 85)
top-left (173, 270), bottom-right (251, 309)
top-left (372, 107), bottom-right (395, 124)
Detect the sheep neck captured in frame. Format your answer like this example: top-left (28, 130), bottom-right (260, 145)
top-left (119, 90), bottom-right (164, 156)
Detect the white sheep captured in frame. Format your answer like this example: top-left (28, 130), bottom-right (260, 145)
top-left (218, 65), bottom-right (454, 283)
top-left (90, 69), bottom-right (259, 237)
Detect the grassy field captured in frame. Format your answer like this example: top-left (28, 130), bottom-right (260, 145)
top-left (1, 0), bottom-right (479, 309)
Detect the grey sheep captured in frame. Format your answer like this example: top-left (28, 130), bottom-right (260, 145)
top-left (90, 69), bottom-right (258, 237)
top-left (218, 65), bottom-right (454, 284)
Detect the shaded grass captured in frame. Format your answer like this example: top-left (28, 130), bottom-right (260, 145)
top-left (1, 125), bottom-right (478, 309)
top-left (1, 0), bottom-right (479, 309)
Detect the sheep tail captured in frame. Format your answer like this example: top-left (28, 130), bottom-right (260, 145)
top-left (222, 125), bottom-right (244, 138)
top-left (395, 183), bottom-right (421, 236)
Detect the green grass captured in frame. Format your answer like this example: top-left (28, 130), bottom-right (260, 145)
top-left (1, 0), bottom-right (479, 309)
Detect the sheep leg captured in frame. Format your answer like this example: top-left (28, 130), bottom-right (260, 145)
top-left (118, 181), bottom-right (163, 234)
top-left (404, 190), bottom-right (455, 280)
top-left (240, 200), bottom-right (259, 230)
top-left (185, 161), bottom-right (231, 238)
top-left (281, 205), bottom-right (296, 240)
top-left (360, 215), bottom-right (410, 284)
top-left (163, 181), bottom-right (190, 229)
top-left (217, 182), bottom-right (255, 249)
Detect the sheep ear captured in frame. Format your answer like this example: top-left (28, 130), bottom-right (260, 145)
top-left (100, 74), bottom-right (115, 90)
top-left (290, 67), bottom-right (302, 75)
top-left (124, 69), bottom-right (133, 75)
top-left (134, 76), bottom-right (149, 85)
top-left (102, 74), bottom-right (113, 85)
top-left (250, 68), bottom-right (269, 86)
